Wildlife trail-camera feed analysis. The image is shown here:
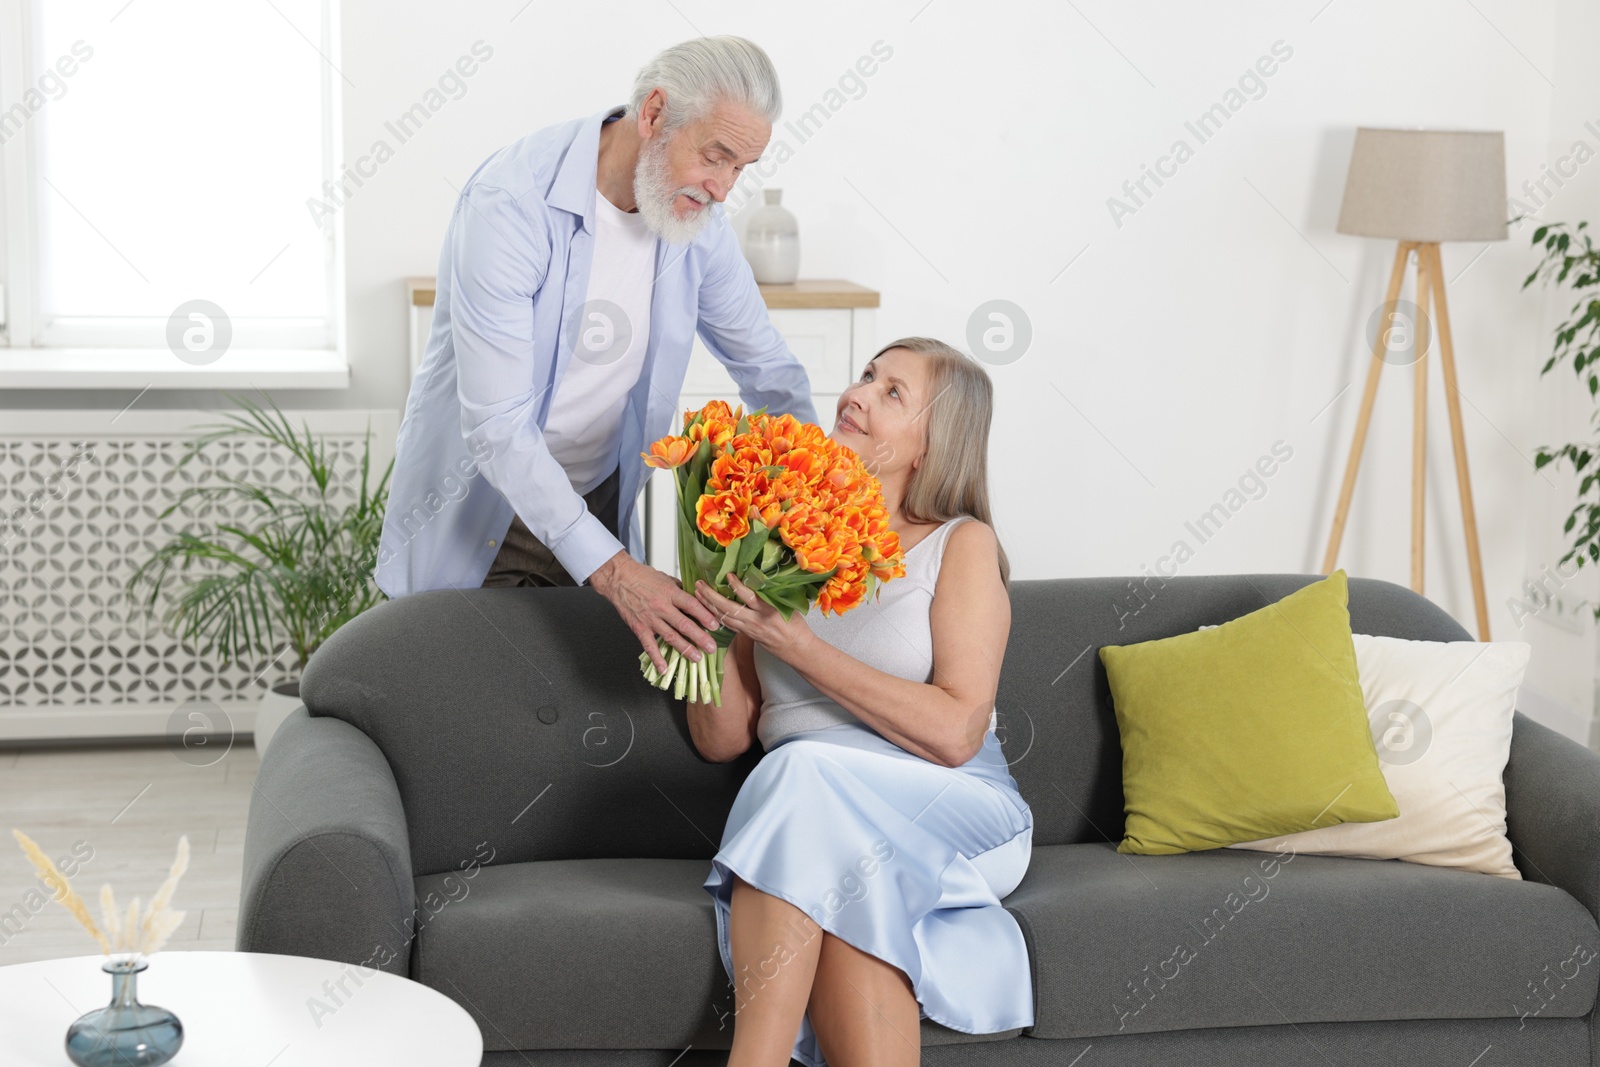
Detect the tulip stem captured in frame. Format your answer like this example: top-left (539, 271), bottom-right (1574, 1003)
top-left (638, 640), bottom-right (725, 707)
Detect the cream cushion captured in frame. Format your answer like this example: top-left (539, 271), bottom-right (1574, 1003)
top-left (1225, 633), bottom-right (1531, 879)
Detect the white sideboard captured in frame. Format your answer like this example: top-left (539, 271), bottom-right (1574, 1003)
top-left (405, 276), bottom-right (879, 577)
top-left (407, 276), bottom-right (435, 372)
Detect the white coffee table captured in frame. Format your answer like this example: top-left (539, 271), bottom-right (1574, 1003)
top-left (0, 950), bottom-right (483, 1065)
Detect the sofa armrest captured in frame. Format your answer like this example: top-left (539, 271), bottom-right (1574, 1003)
top-left (237, 706), bottom-right (416, 976)
top-left (1504, 710), bottom-right (1600, 922)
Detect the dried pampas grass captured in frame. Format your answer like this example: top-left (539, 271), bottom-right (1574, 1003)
top-left (11, 830), bottom-right (190, 958)
top-left (136, 833), bottom-right (189, 953)
top-left (12, 829), bottom-right (108, 953)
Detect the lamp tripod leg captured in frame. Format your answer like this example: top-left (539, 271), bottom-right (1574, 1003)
top-left (1412, 244), bottom-right (1433, 594)
top-left (1322, 240), bottom-right (1416, 573)
top-left (1422, 243), bottom-right (1492, 640)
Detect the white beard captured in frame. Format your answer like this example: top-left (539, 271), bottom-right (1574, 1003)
top-left (633, 134), bottom-right (714, 245)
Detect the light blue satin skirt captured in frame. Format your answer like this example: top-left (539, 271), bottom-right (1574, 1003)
top-left (702, 722), bottom-right (1035, 1067)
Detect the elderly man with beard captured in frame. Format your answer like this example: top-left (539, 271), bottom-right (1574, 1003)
top-left (376, 36), bottom-right (819, 676)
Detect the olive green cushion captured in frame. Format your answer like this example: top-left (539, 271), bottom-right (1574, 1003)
top-left (1098, 570), bottom-right (1399, 855)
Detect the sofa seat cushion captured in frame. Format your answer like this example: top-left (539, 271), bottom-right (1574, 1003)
top-left (411, 857), bottom-right (1026, 1052)
top-left (1006, 842), bottom-right (1598, 1039)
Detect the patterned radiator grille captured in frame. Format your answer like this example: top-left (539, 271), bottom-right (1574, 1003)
top-left (0, 432), bottom-right (370, 708)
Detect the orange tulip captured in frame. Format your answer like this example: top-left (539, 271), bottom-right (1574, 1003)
top-left (792, 532), bottom-right (844, 575)
top-left (641, 437), bottom-right (695, 470)
top-left (709, 419), bottom-right (740, 449)
top-left (653, 400), bottom-right (906, 628)
top-left (761, 413), bottom-right (807, 455)
top-left (776, 471), bottom-right (807, 499)
top-left (862, 537), bottom-right (905, 582)
top-left (639, 400), bottom-right (913, 704)
top-left (752, 496), bottom-right (784, 528)
top-left (775, 447), bottom-right (826, 484)
top-left (818, 573), bottom-right (867, 614)
top-left (697, 488), bottom-right (753, 546)
top-left (778, 502), bottom-right (827, 545)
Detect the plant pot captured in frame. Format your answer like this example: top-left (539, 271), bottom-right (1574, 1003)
top-left (253, 680), bottom-right (304, 756)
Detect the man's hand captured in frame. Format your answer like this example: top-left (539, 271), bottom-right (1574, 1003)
top-left (588, 550), bottom-right (721, 674)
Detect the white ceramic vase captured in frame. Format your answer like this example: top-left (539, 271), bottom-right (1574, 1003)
top-left (742, 188), bottom-right (800, 284)
top-left (253, 680), bottom-right (304, 756)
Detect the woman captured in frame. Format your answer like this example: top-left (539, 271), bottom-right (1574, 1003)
top-left (690, 337), bottom-right (1033, 1067)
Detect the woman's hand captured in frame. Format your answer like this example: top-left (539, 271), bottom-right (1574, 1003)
top-left (693, 573), bottom-right (814, 663)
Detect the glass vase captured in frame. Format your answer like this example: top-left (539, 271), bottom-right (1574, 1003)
top-left (65, 956), bottom-right (184, 1067)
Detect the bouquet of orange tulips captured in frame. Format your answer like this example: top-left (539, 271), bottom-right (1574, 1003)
top-left (638, 400), bottom-right (907, 705)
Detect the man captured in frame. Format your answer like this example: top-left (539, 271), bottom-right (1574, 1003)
top-left (375, 36), bottom-right (820, 675)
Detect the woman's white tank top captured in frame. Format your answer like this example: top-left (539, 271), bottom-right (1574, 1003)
top-left (752, 515), bottom-right (996, 752)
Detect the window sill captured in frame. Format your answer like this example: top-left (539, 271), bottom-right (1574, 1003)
top-left (0, 349), bottom-right (351, 390)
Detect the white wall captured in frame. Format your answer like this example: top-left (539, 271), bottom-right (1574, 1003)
top-left (9, 0), bottom-right (1599, 735)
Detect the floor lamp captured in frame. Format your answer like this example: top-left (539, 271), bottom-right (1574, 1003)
top-left (1321, 128), bottom-right (1506, 641)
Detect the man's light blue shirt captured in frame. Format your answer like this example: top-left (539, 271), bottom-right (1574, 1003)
top-left (376, 104), bottom-right (820, 596)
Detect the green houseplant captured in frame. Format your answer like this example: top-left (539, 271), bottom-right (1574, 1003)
top-left (1525, 221), bottom-right (1600, 610)
top-left (127, 394), bottom-right (392, 748)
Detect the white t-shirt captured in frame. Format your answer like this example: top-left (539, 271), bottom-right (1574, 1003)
top-left (542, 183), bottom-right (657, 494)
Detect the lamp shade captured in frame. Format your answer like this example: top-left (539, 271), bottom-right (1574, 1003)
top-left (1336, 128), bottom-right (1507, 242)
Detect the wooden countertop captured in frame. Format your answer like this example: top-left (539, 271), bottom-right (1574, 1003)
top-left (406, 276), bottom-right (878, 310)
top-left (406, 277), bottom-right (437, 308)
top-left (755, 279), bottom-right (879, 309)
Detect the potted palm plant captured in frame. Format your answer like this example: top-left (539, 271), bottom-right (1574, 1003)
top-left (127, 394), bottom-right (392, 752)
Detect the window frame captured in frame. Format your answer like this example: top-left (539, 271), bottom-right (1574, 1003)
top-left (0, 0), bottom-right (349, 388)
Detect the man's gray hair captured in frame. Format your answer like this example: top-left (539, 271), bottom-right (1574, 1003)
top-left (624, 36), bottom-right (782, 134)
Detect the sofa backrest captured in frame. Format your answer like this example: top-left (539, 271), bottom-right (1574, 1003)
top-left (997, 574), bottom-right (1471, 856)
top-left (299, 575), bottom-right (1471, 876)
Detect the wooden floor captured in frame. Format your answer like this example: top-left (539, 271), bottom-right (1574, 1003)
top-left (0, 741), bottom-right (259, 966)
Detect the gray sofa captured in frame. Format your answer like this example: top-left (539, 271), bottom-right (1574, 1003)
top-left (238, 574), bottom-right (1600, 1065)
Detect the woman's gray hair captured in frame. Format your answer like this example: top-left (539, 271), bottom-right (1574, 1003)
top-left (624, 36), bottom-right (782, 134)
top-left (870, 337), bottom-right (1013, 589)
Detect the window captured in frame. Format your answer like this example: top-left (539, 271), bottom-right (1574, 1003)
top-left (0, 0), bottom-right (341, 361)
